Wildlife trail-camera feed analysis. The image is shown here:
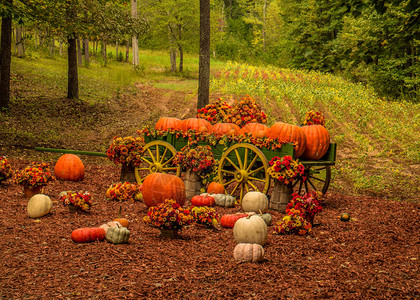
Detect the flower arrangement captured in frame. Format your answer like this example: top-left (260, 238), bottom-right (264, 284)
top-left (106, 182), bottom-right (143, 202)
top-left (224, 95), bottom-right (267, 127)
top-left (172, 144), bottom-right (217, 178)
top-left (302, 110), bottom-right (326, 126)
top-left (106, 135), bottom-right (145, 167)
top-left (143, 199), bottom-right (193, 230)
top-left (273, 208), bottom-right (312, 235)
top-left (267, 156), bottom-right (305, 185)
top-left (286, 192), bottom-right (323, 217)
top-left (191, 206), bottom-right (219, 228)
top-left (0, 156), bottom-right (14, 182)
top-left (13, 162), bottom-right (55, 188)
top-left (196, 98), bottom-right (232, 124)
top-left (60, 191), bottom-right (92, 212)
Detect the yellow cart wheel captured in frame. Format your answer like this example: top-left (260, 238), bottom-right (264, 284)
top-left (134, 140), bottom-right (180, 183)
top-left (217, 143), bottom-right (270, 203)
top-left (292, 165), bottom-right (331, 195)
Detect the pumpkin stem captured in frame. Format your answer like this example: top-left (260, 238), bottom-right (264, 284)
top-left (119, 205), bottom-right (122, 218)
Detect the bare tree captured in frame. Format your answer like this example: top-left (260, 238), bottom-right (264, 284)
top-left (197, 0), bottom-right (210, 110)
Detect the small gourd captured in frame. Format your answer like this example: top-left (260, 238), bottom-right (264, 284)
top-left (191, 194), bottom-right (215, 206)
top-left (233, 215), bottom-right (268, 246)
top-left (71, 227), bottom-right (106, 243)
top-left (27, 194), bottom-right (52, 218)
top-left (241, 191), bottom-right (268, 213)
top-left (257, 213), bottom-right (272, 226)
top-left (201, 193), bottom-right (235, 207)
top-left (207, 182), bottom-right (225, 194)
top-left (220, 213), bottom-right (248, 228)
top-left (99, 221), bottom-right (122, 234)
top-left (105, 223), bottom-right (130, 244)
top-left (233, 243), bottom-right (265, 263)
top-left (340, 212), bottom-right (351, 222)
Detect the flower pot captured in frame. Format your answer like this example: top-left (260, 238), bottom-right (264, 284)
top-left (184, 169), bottom-right (203, 199)
top-left (23, 185), bottom-right (44, 198)
top-left (120, 164), bottom-right (136, 183)
top-left (159, 228), bottom-right (179, 238)
top-left (269, 181), bottom-right (292, 213)
top-left (306, 213), bottom-right (315, 226)
top-left (68, 204), bottom-right (79, 213)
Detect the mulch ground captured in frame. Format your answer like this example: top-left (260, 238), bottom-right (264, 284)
top-left (0, 156), bottom-right (419, 299)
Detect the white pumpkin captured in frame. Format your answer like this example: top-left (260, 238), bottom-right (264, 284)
top-left (233, 215), bottom-right (268, 246)
top-left (241, 191), bottom-right (268, 213)
top-left (99, 221), bottom-right (122, 234)
top-left (201, 193), bottom-right (236, 207)
top-left (233, 243), bottom-right (265, 263)
top-left (27, 194), bottom-right (52, 218)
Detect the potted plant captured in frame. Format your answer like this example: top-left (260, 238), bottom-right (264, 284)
top-left (106, 182), bottom-right (143, 202)
top-left (143, 199), bottom-right (193, 238)
top-left (286, 192), bottom-right (323, 225)
top-left (273, 208), bottom-right (312, 236)
top-left (0, 156), bottom-right (14, 183)
top-left (302, 110), bottom-right (326, 126)
top-left (13, 162), bottom-right (55, 198)
top-left (190, 206), bottom-right (219, 228)
top-left (59, 191), bottom-right (92, 212)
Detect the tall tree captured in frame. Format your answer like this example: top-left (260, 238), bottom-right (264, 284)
top-left (0, 0), bottom-right (13, 110)
top-left (197, 0), bottom-right (210, 109)
top-left (131, 0), bottom-right (139, 66)
top-left (66, 0), bottom-right (78, 98)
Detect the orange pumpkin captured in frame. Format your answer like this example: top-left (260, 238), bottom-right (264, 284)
top-left (191, 195), bottom-right (215, 206)
top-left (142, 173), bottom-right (186, 207)
top-left (207, 182), bottom-right (225, 194)
top-left (54, 154), bottom-right (85, 181)
top-left (182, 118), bottom-right (211, 133)
top-left (301, 125), bottom-right (330, 160)
top-left (114, 218), bottom-right (129, 228)
top-left (267, 122), bottom-right (307, 157)
top-left (220, 213), bottom-right (248, 228)
top-left (71, 227), bottom-right (105, 243)
top-left (155, 117), bottom-right (183, 131)
top-left (210, 123), bottom-right (241, 137)
top-left (240, 123), bottom-right (269, 139)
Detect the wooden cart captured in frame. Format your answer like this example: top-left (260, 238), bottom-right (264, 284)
top-left (135, 133), bottom-right (337, 202)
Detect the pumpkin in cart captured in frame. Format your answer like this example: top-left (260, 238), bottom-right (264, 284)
top-left (155, 117), bottom-right (183, 131)
top-left (220, 213), bottom-right (248, 228)
top-left (233, 215), bottom-right (267, 245)
top-left (71, 227), bottom-right (106, 243)
top-left (301, 124), bottom-right (330, 160)
top-left (233, 243), bottom-right (265, 263)
top-left (267, 122), bottom-right (307, 157)
top-left (210, 123), bottom-right (241, 137)
top-left (54, 154), bottom-right (85, 181)
top-left (181, 118), bottom-right (211, 133)
top-left (142, 173), bottom-right (186, 207)
top-left (240, 123), bottom-right (269, 139)
top-left (191, 194), bottom-right (215, 206)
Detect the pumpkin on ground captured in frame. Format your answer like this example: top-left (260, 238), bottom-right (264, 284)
top-left (220, 213), bottom-right (248, 228)
top-left (181, 118), bottom-right (212, 133)
top-left (114, 218), bottom-right (129, 228)
top-left (233, 243), bottom-right (265, 263)
top-left (155, 117), bottom-right (183, 131)
top-left (210, 123), bottom-right (241, 137)
top-left (99, 221), bottom-right (122, 234)
top-left (71, 227), bottom-right (106, 243)
top-left (340, 212), bottom-right (351, 222)
top-left (240, 123), bottom-right (269, 139)
top-left (142, 173), bottom-right (186, 207)
top-left (54, 154), bottom-right (85, 181)
top-left (241, 191), bottom-right (269, 213)
top-left (257, 213), bottom-right (272, 226)
top-left (105, 224), bottom-right (130, 244)
top-left (207, 182), bottom-right (225, 194)
top-left (210, 194), bottom-right (236, 207)
top-left (191, 194), bottom-right (215, 206)
top-left (27, 194), bottom-right (52, 218)
top-left (233, 215), bottom-right (268, 245)
top-left (301, 124), bottom-right (330, 160)
top-left (267, 122), bottom-right (307, 157)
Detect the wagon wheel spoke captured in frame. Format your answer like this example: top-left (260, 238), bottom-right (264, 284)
top-left (223, 178), bottom-right (237, 187)
top-left (155, 144), bottom-right (160, 162)
top-left (161, 156), bottom-right (175, 168)
top-left (234, 149), bottom-right (243, 169)
top-left (248, 176), bottom-right (266, 183)
top-left (239, 184), bottom-right (245, 202)
top-left (225, 157), bottom-right (241, 172)
top-left (221, 169), bottom-right (236, 176)
top-left (246, 154), bottom-right (258, 172)
top-left (141, 156), bottom-right (153, 165)
top-left (162, 167), bottom-right (178, 172)
top-left (230, 182), bottom-right (240, 195)
top-left (248, 165), bottom-right (265, 176)
top-left (146, 148), bottom-right (156, 164)
top-left (160, 147), bottom-right (169, 164)
top-left (247, 181), bottom-right (258, 191)
top-left (243, 148), bottom-right (248, 170)
top-left (245, 182), bottom-right (250, 193)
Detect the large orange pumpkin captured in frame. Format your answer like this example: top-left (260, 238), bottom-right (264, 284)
top-left (207, 182), bottom-right (225, 194)
top-left (301, 125), bottom-right (330, 160)
top-left (240, 123), bottom-right (269, 139)
top-left (210, 122), bottom-right (241, 137)
top-left (54, 154), bottom-right (85, 181)
top-left (182, 118), bottom-right (211, 133)
top-left (267, 122), bottom-right (307, 157)
top-left (155, 117), bottom-right (183, 131)
top-left (142, 173), bottom-right (186, 207)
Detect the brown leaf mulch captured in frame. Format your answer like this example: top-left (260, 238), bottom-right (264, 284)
top-left (0, 157), bottom-right (419, 300)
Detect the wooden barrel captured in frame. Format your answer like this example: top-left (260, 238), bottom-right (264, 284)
top-left (184, 169), bottom-right (203, 199)
top-left (269, 181), bottom-right (292, 213)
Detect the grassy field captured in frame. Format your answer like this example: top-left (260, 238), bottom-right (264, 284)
top-left (2, 49), bottom-right (419, 202)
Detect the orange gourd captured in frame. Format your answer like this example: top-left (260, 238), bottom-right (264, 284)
top-left (210, 123), bottom-right (241, 137)
top-left (54, 154), bottom-right (85, 181)
top-left (240, 123), bottom-right (269, 139)
top-left (71, 227), bottom-right (105, 243)
top-left (301, 125), bottom-right (330, 160)
top-left (191, 195), bottom-right (215, 206)
top-left (142, 173), bottom-right (186, 207)
top-left (267, 122), bottom-right (307, 157)
top-left (155, 117), bottom-right (183, 131)
top-left (220, 213), bottom-right (248, 228)
top-left (182, 118), bottom-right (211, 133)
top-left (207, 182), bottom-right (225, 194)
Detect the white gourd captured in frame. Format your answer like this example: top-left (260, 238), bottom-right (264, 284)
top-left (233, 215), bottom-right (268, 246)
top-left (27, 194), bottom-right (52, 218)
top-left (241, 191), bottom-right (268, 213)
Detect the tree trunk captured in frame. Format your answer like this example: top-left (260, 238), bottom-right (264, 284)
top-left (49, 36), bottom-right (55, 56)
top-left (170, 47), bottom-right (177, 72)
top-left (126, 40), bottom-right (129, 62)
top-left (67, 37), bottom-right (79, 99)
top-left (101, 40), bottom-right (107, 65)
top-left (16, 25), bottom-right (24, 57)
top-left (83, 38), bottom-right (89, 65)
top-left (178, 24), bottom-right (183, 72)
top-left (0, 4), bottom-right (12, 110)
top-left (197, 0), bottom-right (211, 109)
top-left (116, 40), bottom-right (119, 61)
top-left (76, 37), bottom-right (82, 66)
top-left (131, 0), bottom-right (139, 66)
